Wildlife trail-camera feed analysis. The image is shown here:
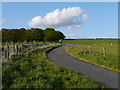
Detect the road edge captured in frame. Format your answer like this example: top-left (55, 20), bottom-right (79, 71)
top-left (65, 45), bottom-right (120, 73)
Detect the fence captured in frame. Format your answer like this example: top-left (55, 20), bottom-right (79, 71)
top-left (70, 44), bottom-right (107, 56)
top-left (88, 45), bottom-right (106, 56)
top-left (1, 43), bottom-right (60, 62)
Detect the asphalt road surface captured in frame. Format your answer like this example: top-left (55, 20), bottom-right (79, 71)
top-left (47, 45), bottom-right (119, 88)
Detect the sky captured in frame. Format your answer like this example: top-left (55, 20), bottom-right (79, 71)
top-left (1, 2), bottom-right (118, 39)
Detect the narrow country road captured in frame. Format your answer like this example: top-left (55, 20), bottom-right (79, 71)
top-left (47, 45), bottom-right (119, 88)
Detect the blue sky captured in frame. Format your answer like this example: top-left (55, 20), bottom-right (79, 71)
top-left (2, 2), bottom-right (118, 38)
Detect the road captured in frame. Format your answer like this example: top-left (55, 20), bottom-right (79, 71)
top-left (47, 45), bottom-right (119, 88)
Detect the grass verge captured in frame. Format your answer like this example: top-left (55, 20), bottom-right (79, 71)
top-left (2, 45), bottom-right (107, 88)
top-left (66, 45), bottom-right (119, 73)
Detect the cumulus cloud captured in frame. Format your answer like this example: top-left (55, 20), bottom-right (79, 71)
top-left (66, 34), bottom-right (85, 39)
top-left (28, 7), bottom-right (88, 30)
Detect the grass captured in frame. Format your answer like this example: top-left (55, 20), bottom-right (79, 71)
top-left (2, 45), bottom-right (106, 88)
top-left (63, 39), bottom-right (119, 72)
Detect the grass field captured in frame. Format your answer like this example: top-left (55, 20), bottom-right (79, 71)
top-left (63, 39), bottom-right (119, 72)
top-left (2, 45), bottom-right (106, 88)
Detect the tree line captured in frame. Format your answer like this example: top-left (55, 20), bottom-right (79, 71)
top-left (2, 28), bottom-right (65, 43)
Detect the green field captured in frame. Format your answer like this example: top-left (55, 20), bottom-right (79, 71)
top-left (2, 45), bottom-right (106, 88)
top-left (63, 39), bottom-right (119, 72)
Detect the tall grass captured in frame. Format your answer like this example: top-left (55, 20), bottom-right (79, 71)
top-left (64, 39), bottom-right (119, 72)
top-left (2, 45), bottom-right (106, 88)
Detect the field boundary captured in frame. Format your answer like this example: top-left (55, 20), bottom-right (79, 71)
top-left (65, 46), bottom-right (120, 73)
top-left (1, 43), bottom-right (61, 62)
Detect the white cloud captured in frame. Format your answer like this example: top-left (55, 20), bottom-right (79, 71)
top-left (82, 14), bottom-right (88, 21)
top-left (0, 19), bottom-right (6, 24)
top-left (66, 34), bottom-right (85, 39)
top-left (64, 25), bottom-right (80, 30)
top-left (28, 7), bottom-right (88, 29)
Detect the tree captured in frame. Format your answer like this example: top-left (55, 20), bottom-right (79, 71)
top-left (2, 28), bottom-right (65, 43)
top-left (44, 28), bottom-right (65, 42)
top-left (31, 28), bottom-right (44, 41)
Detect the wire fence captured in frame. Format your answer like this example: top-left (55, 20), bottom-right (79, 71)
top-left (69, 44), bottom-right (107, 56)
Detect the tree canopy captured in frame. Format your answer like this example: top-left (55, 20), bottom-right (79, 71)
top-left (2, 28), bottom-right (65, 43)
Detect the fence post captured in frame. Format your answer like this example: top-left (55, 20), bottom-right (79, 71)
top-left (4, 45), bottom-right (7, 60)
top-left (89, 45), bottom-right (91, 54)
top-left (32, 44), bottom-right (34, 50)
top-left (12, 45), bottom-right (15, 54)
top-left (11, 45), bottom-right (14, 54)
top-left (15, 44), bottom-right (19, 54)
top-left (6, 45), bottom-right (10, 59)
top-left (103, 47), bottom-right (106, 56)
top-left (2, 49), bottom-right (5, 61)
top-left (27, 44), bottom-right (30, 52)
top-left (2, 46), bottom-right (5, 61)
top-left (20, 44), bottom-right (24, 53)
top-left (9, 45), bottom-right (12, 58)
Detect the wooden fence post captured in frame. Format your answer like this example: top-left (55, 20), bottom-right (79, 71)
top-left (9, 45), bottom-right (12, 58)
top-left (103, 47), bottom-right (106, 56)
top-left (4, 45), bottom-right (6, 60)
top-left (15, 45), bottom-right (19, 54)
top-left (6, 45), bottom-right (10, 59)
top-left (11, 45), bottom-right (14, 54)
top-left (89, 45), bottom-right (91, 54)
top-left (32, 44), bottom-right (34, 50)
top-left (12, 45), bottom-right (15, 54)
top-left (20, 44), bottom-right (23, 53)
top-left (2, 47), bottom-right (5, 61)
